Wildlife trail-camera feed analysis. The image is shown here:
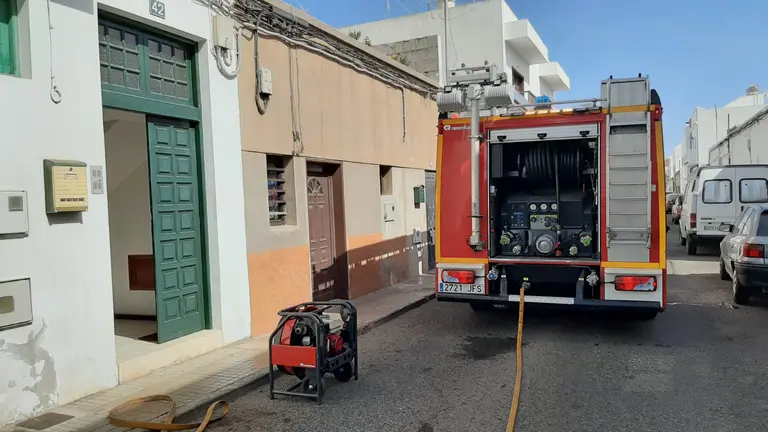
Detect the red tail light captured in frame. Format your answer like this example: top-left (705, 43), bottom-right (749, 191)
top-left (690, 212), bottom-right (697, 229)
top-left (441, 270), bottom-right (475, 284)
top-left (614, 276), bottom-right (657, 292)
top-left (743, 243), bottom-right (765, 259)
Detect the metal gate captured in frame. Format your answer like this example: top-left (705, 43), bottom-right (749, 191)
top-left (425, 171), bottom-right (437, 270)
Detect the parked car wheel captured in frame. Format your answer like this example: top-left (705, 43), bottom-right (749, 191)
top-left (686, 235), bottom-right (697, 255)
top-left (732, 277), bottom-right (750, 305)
top-left (719, 259), bottom-right (731, 281)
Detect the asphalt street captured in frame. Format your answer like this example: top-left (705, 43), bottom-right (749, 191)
top-left (184, 218), bottom-right (768, 432)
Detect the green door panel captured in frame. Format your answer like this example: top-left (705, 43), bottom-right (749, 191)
top-left (146, 117), bottom-right (206, 343)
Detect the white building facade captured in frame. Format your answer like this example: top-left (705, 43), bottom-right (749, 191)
top-left (0, 0), bottom-right (251, 425)
top-left (709, 106), bottom-right (768, 166)
top-left (672, 144), bottom-right (683, 193)
top-left (340, 0), bottom-right (570, 101)
top-left (680, 87), bottom-right (767, 192)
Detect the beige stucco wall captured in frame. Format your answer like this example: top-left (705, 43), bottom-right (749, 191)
top-left (239, 28), bottom-right (438, 328)
top-left (343, 162), bottom-right (382, 238)
top-left (242, 151), bottom-right (312, 335)
top-left (342, 161), bottom-right (429, 298)
top-left (238, 36), bottom-right (437, 169)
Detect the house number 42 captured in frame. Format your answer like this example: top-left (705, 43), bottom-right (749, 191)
top-left (150, 0), bottom-right (166, 19)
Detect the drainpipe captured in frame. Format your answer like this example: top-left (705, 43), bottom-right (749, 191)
top-left (442, 0), bottom-right (450, 86)
top-left (468, 84), bottom-right (485, 250)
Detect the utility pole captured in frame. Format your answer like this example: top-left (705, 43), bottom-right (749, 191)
top-left (442, 0), bottom-right (450, 86)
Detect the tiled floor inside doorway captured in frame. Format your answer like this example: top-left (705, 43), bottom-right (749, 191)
top-left (113, 318), bottom-right (225, 383)
top-left (114, 318), bottom-right (156, 340)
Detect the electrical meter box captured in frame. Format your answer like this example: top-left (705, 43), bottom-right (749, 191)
top-left (0, 278), bottom-right (32, 331)
top-left (382, 200), bottom-right (396, 222)
top-left (257, 67), bottom-right (273, 96)
top-left (43, 159), bottom-right (89, 214)
top-left (413, 185), bottom-right (425, 205)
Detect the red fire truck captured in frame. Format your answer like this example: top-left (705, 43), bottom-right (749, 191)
top-left (434, 68), bottom-right (667, 318)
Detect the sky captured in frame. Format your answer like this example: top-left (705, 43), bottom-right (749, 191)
top-left (281, 0), bottom-right (768, 156)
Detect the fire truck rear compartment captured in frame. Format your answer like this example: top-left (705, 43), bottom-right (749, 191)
top-left (488, 264), bottom-right (602, 300)
top-left (489, 138), bottom-right (599, 260)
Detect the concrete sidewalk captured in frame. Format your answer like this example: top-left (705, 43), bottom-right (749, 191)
top-left (3, 274), bottom-right (434, 432)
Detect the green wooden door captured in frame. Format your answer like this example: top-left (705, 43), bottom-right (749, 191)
top-left (147, 117), bottom-right (206, 343)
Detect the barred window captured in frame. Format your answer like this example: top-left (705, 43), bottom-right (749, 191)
top-left (267, 155), bottom-right (287, 226)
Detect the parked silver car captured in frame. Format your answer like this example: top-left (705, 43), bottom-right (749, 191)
top-left (719, 203), bottom-right (768, 304)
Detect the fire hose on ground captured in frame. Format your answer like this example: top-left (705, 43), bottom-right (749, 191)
top-left (104, 296), bottom-right (521, 431)
top-left (507, 286), bottom-right (526, 432)
top-left (107, 395), bottom-right (229, 431)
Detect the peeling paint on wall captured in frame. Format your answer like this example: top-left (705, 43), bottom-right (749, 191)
top-left (0, 321), bottom-right (58, 425)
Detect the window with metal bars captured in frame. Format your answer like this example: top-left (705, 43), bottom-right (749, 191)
top-left (267, 155), bottom-right (288, 226)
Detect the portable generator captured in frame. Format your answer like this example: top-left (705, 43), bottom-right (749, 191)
top-left (268, 300), bottom-right (358, 403)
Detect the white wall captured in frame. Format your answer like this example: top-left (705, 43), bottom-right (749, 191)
top-left (390, 168), bottom-right (428, 240)
top-left (104, 109), bottom-right (155, 316)
top-left (709, 110), bottom-right (768, 166)
top-left (0, 0), bottom-right (251, 425)
top-left (683, 104), bottom-right (765, 169)
top-left (725, 92), bottom-right (767, 108)
top-left (673, 144), bottom-right (683, 173)
top-left (500, 1), bottom-right (535, 97)
top-left (728, 117), bottom-right (768, 164)
top-left (0, 0), bottom-right (117, 424)
top-left (341, 0), bottom-right (505, 86)
top-left (342, 0), bottom-right (566, 99)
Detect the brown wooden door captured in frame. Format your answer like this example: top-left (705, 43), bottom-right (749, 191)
top-left (307, 168), bottom-right (337, 300)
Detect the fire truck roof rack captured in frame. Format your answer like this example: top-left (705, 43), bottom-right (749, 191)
top-left (445, 64), bottom-right (506, 88)
top-left (515, 98), bottom-right (605, 109)
top-left (437, 63), bottom-right (516, 114)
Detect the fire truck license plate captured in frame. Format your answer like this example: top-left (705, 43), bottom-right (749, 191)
top-left (439, 282), bottom-right (484, 294)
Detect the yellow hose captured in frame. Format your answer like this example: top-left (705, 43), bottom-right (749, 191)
top-left (506, 287), bottom-right (525, 432)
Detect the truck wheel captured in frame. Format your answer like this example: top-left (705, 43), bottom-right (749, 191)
top-left (469, 302), bottom-right (493, 312)
top-left (732, 277), bottom-right (750, 305)
top-left (719, 259), bottom-right (731, 281)
top-left (679, 229), bottom-right (686, 246)
top-left (686, 236), bottom-right (697, 255)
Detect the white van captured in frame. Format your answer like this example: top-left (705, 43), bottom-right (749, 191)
top-left (680, 165), bottom-right (768, 255)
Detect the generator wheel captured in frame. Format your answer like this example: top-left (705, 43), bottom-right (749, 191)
top-left (333, 361), bottom-right (354, 382)
top-left (301, 376), bottom-right (323, 393)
